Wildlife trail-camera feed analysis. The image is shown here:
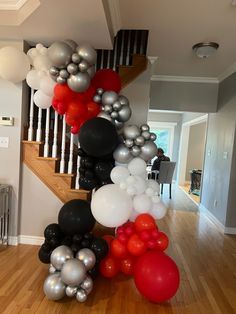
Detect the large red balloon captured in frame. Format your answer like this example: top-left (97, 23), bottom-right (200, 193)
top-left (54, 84), bottom-right (74, 102)
top-left (92, 69), bottom-right (121, 93)
top-left (134, 251), bottom-right (180, 303)
top-left (134, 214), bottom-right (157, 233)
top-left (99, 255), bottom-right (120, 278)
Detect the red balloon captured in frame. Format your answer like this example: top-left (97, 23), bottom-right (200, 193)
top-left (65, 113), bottom-right (79, 127)
top-left (54, 84), bottom-right (74, 102)
top-left (117, 233), bottom-right (128, 244)
top-left (139, 230), bottom-right (151, 242)
top-left (127, 234), bottom-right (147, 256)
top-left (67, 101), bottom-right (88, 120)
top-left (134, 251), bottom-right (180, 303)
top-left (92, 69), bottom-right (121, 93)
top-left (134, 214), bottom-right (156, 233)
top-left (102, 235), bottom-right (114, 249)
top-left (111, 239), bottom-right (128, 259)
top-left (71, 125), bottom-right (80, 134)
top-left (155, 232), bottom-right (169, 251)
top-left (120, 255), bottom-right (136, 276)
top-left (87, 101), bottom-right (101, 118)
top-left (99, 255), bottom-right (120, 278)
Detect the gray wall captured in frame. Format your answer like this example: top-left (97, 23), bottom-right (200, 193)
top-left (185, 122), bottom-right (206, 181)
top-left (201, 73), bottom-right (236, 227)
top-left (150, 80), bottom-right (218, 113)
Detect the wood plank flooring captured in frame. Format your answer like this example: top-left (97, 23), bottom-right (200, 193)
top-left (0, 187), bottom-right (235, 313)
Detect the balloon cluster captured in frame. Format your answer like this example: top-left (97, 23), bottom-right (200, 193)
top-left (100, 214), bottom-right (180, 302)
top-left (48, 41), bottom-right (96, 93)
top-left (114, 124), bottom-right (157, 164)
top-left (93, 89), bottom-right (132, 129)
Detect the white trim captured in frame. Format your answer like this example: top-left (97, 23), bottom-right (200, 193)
top-left (148, 121), bottom-right (177, 128)
top-left (224, 227), bottom-right (236, 235)
top-left (106, 0), bottom-right (122, 36)
top-left (149, 109), bottom-right (184, 114)
top-left (19, 235), bottom-right (44, 245)
top-left (0, 0), bottom-right (28, 10)
top-left (218, 63), bottom-right (236, 82)
top-left (182, 114), bottom-right (208, 127)
top-left (199, 204), bottom-right (225, 233)
top-left (151, 75), bottom-right (218, 84)
top-left (8, 236), bottom-right (19, 246)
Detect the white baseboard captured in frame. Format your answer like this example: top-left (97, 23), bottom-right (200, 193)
top-left (224, 227), bottom-right (236, 235)
top-left (8, 236), bottom-right (19, 246)
top-left (8, 235), bottom-right (44, 246)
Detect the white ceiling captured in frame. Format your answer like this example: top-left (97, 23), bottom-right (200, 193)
top-left (119, 0), bottom-right (236, 78)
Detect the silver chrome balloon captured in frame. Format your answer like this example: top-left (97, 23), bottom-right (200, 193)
top-left (112, 101), bottom-right (122, 111)
top-left (61, 259), bottom-right (86, 287)
top-left (63, 39), bottom-right (77, 51)
top-left (104, 104), bottom-right (113, 114)
top-left (49, 264), bottom-right (57, 274)
top-left (80, 276), bottom-right (93, 294)
top-left (87, 65), bottom-right (95, 78)
top-left (135, 135), bottom-right (145, 146)
top-left (113, 144), bottom-right (133, 164)
top-left (125, 139), bottom-right (134, 148)
top-left (131, 145), bottom-right (141, 157)
top-left (67, 72), bottom-right (90, 92)
top-left (118, 95), bottom-right (129, 106)
top-left (150, 132), bottom-right (157, 141)
top-left (97, 88), bottom-right (104, 95)
top-left (93, 94), bottom-right (101, 103)
top-left (142, 130), bottom-right (151, 140)
top-left (48, 41), bottom-right (73, 68)
top-left (140, 124), bottom-right (150, 132)
top-left (77, 43), bottom-right (97, 65)
top-left (78, 60), bottom-right (90, 72)
top-left (76, 289), bottom-right (87, 302)
top-left (66, 286), bottom-right (78, 297)
top-left (72, 53), bottom-right (81, 64)
top-left (49, 66), bottom-right (59, 77)
top-left (117, 105), bottom-right (132, 122)
top-left (123, 125), bottom-right (140, 140)
top-left (76, 248), bottom-right (96, 271)
top-left (50, 245), bottom-right (73, 270)
top-left (111, 111), bottom-right (119, 119)
top-left (97, 112), bottom-right (113, 121)
top-left (114, 120), bottom-right (124, 130)
top-left (67, 63), bottom-right (78, 75)
top-left (56, 76), bottom-right (67, 84)
top-left (43, 273), bottom-right (66, 301)
top-left (102, 91), bottom-right (118, 106)
top-left (59, 69), bottom-right (70, 79)
top-left (140, 141), bottom-right (158, 161)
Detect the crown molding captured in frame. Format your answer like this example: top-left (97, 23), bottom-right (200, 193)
top-left (105, 0), bottom-right (122, 36)
top-left (151, 75), bottom-right (218, 84)
top-left (0, 0), bottom-right (28, 10)
top-left (218, 63), bottom-right (236, 82)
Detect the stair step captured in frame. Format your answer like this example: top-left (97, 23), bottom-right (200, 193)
top-left (22, 140), bottom-right (43, 145)
top-left (37, 156), bottom-right (60, 161)
top-left (53, 173), bottom-right (75, 177)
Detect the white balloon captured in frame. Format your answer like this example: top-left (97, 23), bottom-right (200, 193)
top-left (40, 75), bottom-right (56, 96)
top-left (34, 55), bottom-right (52, 71)
top-left (34, 90), bottom-right (52, 109)
top-left (27, 47), bottom-right (39, 64)
top-left (151, 202), bottom-right (167, 219)
top-left (133, 194), bottom-right (152, 213)
top-left (0, 46), bottom-right (30, 83)
top-left (152, 195), bottom-right (161, 203)
top-left (110, 166), bottom-right (130, 184)
top-left (126, 176), bottom-right (136, 185)
top-left (39, 46), bottom-right (48, 56)
top-left (129, 210), bottom-right (139, 222)
top-left (26, 70), bottom-right (41, 89)
top-left (128, 157), bottom-right (147, 176)
top-left (130, 176), bottom-right (147, 195)
top-left (36, 43), bottom-right (44, 51)
top-left (91, 184), bottom-right (132, 228)
top-left (147, 179), bottom-right (160, 194)
top-left (145, 187), bottom-right (155, 197)
top-left (119, 182), bottom-right (127, 190)
top-left (127, 186), bottom-right (137, 196)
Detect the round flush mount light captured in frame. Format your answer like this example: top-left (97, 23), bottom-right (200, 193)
top-left (192, 42), bottom-right (219, 58)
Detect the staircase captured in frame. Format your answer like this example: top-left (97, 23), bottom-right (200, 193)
top-left (23, 29), bottom-right (149, 204)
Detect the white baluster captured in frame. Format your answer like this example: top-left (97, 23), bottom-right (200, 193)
top-left (36, 108), bottom-right (42, 142)
top-left (75, 141), bottom-right (81, 189)
top-left (43, 108), bottom-right (50, 157)
top-left (52, 112), bottom-right (58, 158)
top-left (68, 133), bottom-right (74, 174)
top-left (60, 115), bottom-right (66, 173)
top-left (27, 89), bottom-right (34, 141)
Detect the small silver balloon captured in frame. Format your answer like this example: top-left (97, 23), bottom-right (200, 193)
top-left (50, 245), bottom-right (74, 270)
top-left (123, 125), bottom-right (140, 140)
top-left (78, 60), bottom-right (90, 72)
top-left (111, 111), bottom-right (119, 119)
top-left (76, 289), bottom-right (87, 303)
top-left (67, 63), bottom-right (78, 75)
top-left (113, 144), bottom-right (133, 164)
top-left (43, 273), bottom-right (66, 301)
top-left (140, 141), bottom-right (158, 161)
top-left (80, 276), bottom-right (93, 295)
top-left (142, 131), bottom-right (151, 140)
top-left (63, 39), bottom-right (77, 51)
top-left (125, 139), bottom-right (134, 148)
top-left (131, 145), bottom-right (141, 157)
top-left (135, 135), bottom-right (145, 146)
top-left (57, 76), bottom-right (67, 84)
top-left (97, 88), bottom-right (104, 95)
top-left (93, 94), bottom-right (101, 103)
top-left (87, 65), bottom-right (95, 78)
top-left (114, 120), bottom-right (124, 130)
top-left (49, 66), bottom-right (59, 77)
top-left (102, 91), bottom-right (118, 106)
top-left (104, 104), bottom-right (113, 114)
top-left (76, 248), bottom-right (96, 271)
top-left (140, 124), bottom-right (150, 132)
top-left (113, 101), bottom-right (122, 111)
top-left (97, 111), bottom-right (113, 122)
top-left (150, 132), bottom-right (157, 141)
top-left (72, 53), bottom-right (81, 64)
top-left (48, 41), bottom-right (73, 68)
top-left (49, 264), bottom-right (57, 274)
top-left (117, 105), bottom-right (132, 122)
top-left (118, 95), bottom-right (129, 106)
top-left (66, 286), bottom-right (78, 297)
top-left (76, 43), bottom-right (97, 65)
top-left (59, 69), bottom-right (70, 79)
top-left (61, 259), bottom-right (86, 287)
top-left (67, 72), bottom-right (90, 92)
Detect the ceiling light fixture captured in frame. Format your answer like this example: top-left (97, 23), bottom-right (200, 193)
top-left (192, 42), bottom-right (219, 59)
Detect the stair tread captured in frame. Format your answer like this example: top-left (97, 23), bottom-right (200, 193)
top-left (68, 188), bottom-right (91, 194)
top-left (53, 173), bottom-right (75, 177)
top-left (36, 156), bottom-right (60, 161)
top-left (22, 140), bottom-right (43, 145)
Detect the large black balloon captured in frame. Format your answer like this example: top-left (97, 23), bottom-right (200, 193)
top-left (79, 117), bottom-right (119, 157)
top-left (95, 161), bottom-right (114, 180)
top-left (90, 238), bottom-right (109, 260)
top-left (58, 199), bottom-right (95, 236)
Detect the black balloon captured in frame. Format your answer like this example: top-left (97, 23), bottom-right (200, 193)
top-left (84, 169), bottom-right (94, 179)
top-left (73, 234), bottom-right (83, 244)
top-left (78, 148), bottom-right (86, 157)
top-left (71, 243), bottom-right (82, 254)
top-left (81, 239), bottom-right (91, 248)
top-left (41, 242), bottom-right (51, 252)
top-left (48, 236), bottom-right (61, 249)
top-left (88, 262), bottom-right (99, 279)
top-left (94, 161), bottom-right (114, 180)
top-left (58, 199), bottom-right (95, 236)
top-left (79, 176), bottom-right (98, 190)
top-left (84, 233), bottom-right (94, 241)
top-left (79, 117), bottom-right (119, 157)
top-left (44, 223), bottom-right (62, 240)
top-left (61, 235), bottom-right (72, 246)
top-left (90, 238), bottom-right (109, 260)
top-left (38, 247), bottom-right (52, 264)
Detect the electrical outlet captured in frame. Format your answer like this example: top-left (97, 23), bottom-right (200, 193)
top-left (207, 149), bottom-right (211, 156)
top-left (223, 152), bottom-right (228, 160)
top-left (0, 137), bottom-right (9, 148)
top-left (214, 200), bottom-right (217, 207)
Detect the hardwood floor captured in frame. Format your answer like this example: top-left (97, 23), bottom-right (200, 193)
top-left (179, 184), bottom-right (200, 204)
top-left (0, 188), bottom-right (236, 313)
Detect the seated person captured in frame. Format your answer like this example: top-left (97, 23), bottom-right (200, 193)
top-left (151, 148), bottom-right (170, 179)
